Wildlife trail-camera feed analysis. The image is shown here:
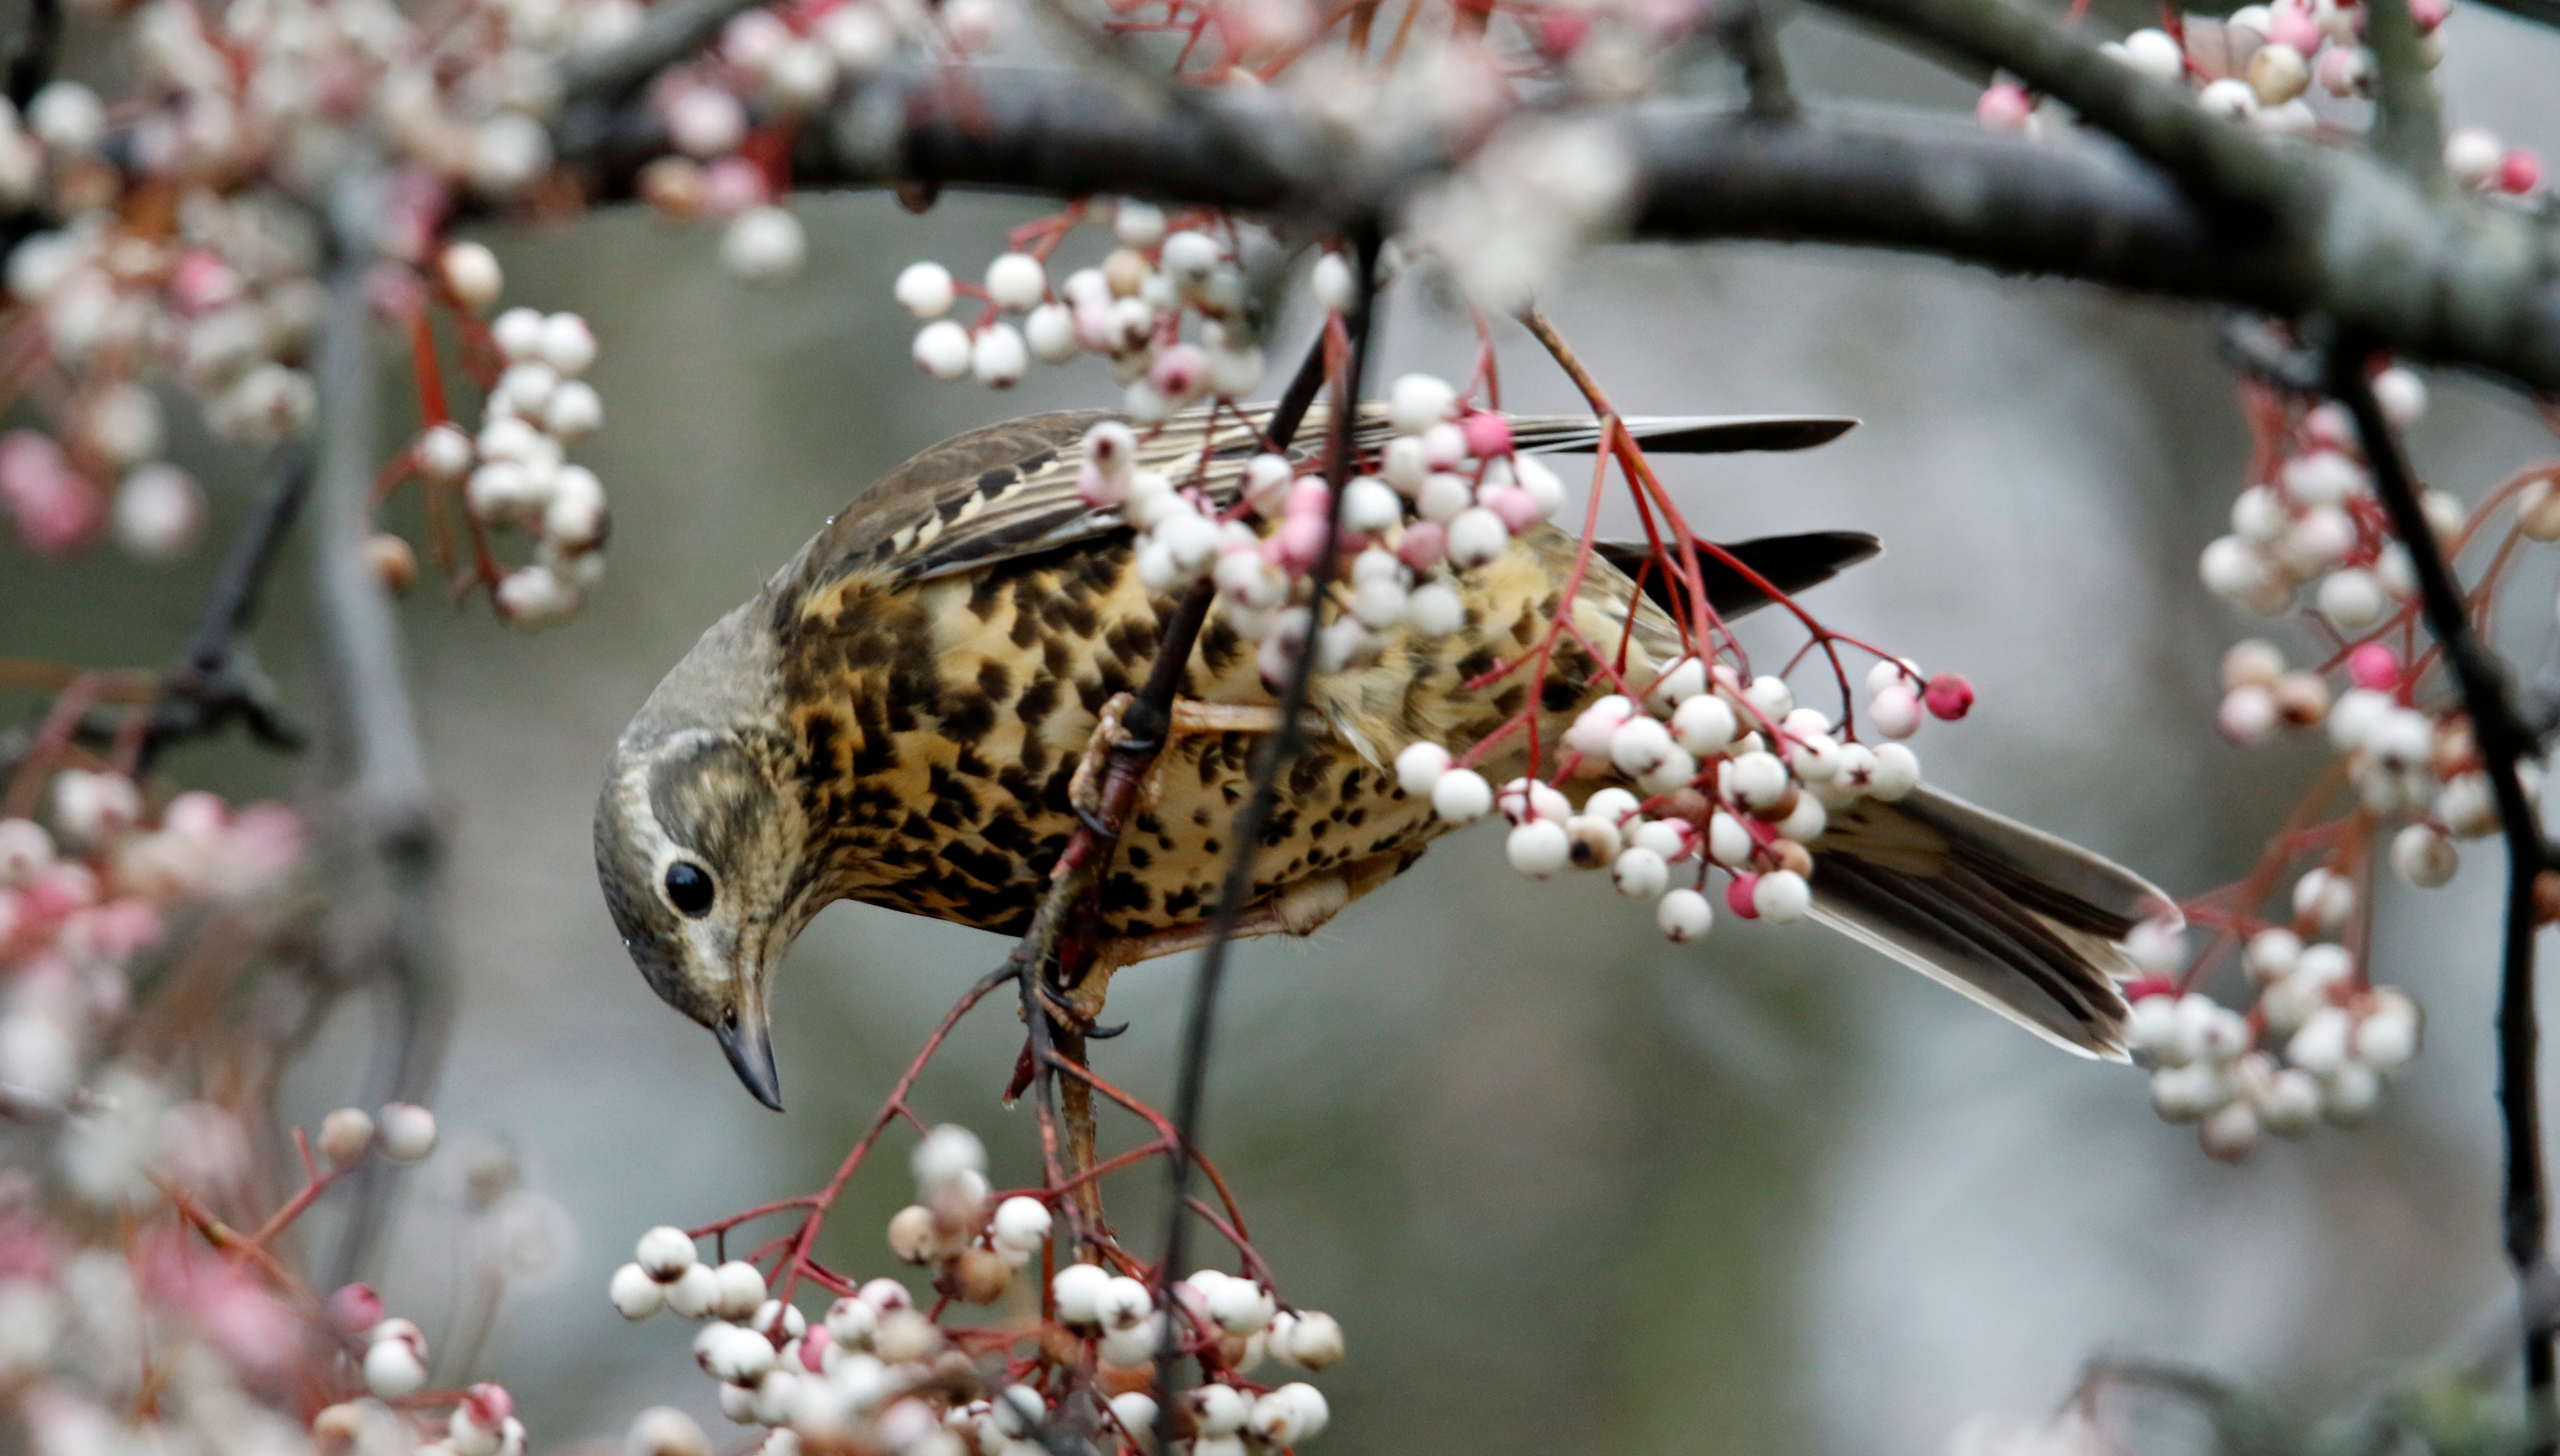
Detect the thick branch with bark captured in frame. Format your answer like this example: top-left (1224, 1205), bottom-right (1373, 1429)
top-left (552, 64), bottom-right (2560, 396)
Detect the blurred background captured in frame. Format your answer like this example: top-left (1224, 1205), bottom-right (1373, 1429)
top-left (13, 7), bottom-right (2560, 1450)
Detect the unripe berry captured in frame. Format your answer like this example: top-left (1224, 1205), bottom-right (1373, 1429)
top-left (612, 1262), bottom-right (666, 1320)
top-left (1431, 769), bottom-right (1494, 824)
top-left (364, 1335), bottom-right (427, 1398)
top-left (1051, 1262), bottom-right (1111, 1324)
top-left (378, 1103), bottom-right (437, 1161)
top-left (1657, 887), bottom-right (1713, 942)
top-left (638, 1225), bottom-right (699, 1280)
top-left (319, 1107), bottom-right (375, 1166)
top-left (1753, 868), bottom-right (1811, 923)
top-left (1280, 1310), bottom-right (1344, 1368)
top-left (895, 262), bottom-right (957, 319)
top-left (1507, 819), bottom-right (1570, 878)
top-left (442, 243), bottom-right (504, 313)
top-left (1869, 743), bottom-right (1920, 801)
top-left (713, 1261), bottom-right (768, 1321)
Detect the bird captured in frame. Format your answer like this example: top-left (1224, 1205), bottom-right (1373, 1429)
top-left (594, 401), bottom-right (2177, 1110)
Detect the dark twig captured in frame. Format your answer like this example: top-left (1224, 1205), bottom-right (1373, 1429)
top-left (137, 446), bottom-right (316, 772)
top-left (1150, 229), bottom-right (1379, 1441)
top-left (6, 0), bottom-right (59, 111)
top-left (1719, 0), bottom-right (1800, 121)
top-left (2330, 334), bottom-right (2556, 1426)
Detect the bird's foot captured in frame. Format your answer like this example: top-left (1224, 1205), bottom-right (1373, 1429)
top-left (1070, 697), bottom-right (1318, 826)
top-left (1067, 693), bottom-right (1140, 822)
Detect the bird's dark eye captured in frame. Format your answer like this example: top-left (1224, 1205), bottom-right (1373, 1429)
top-left (664, 861), bottom-right (715, 917)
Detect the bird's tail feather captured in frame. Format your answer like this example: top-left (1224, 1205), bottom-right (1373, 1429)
top-left (1808, 786), bottom-right (2179, 1060)
top-left (1508, 414), bottom-right (1859, 456)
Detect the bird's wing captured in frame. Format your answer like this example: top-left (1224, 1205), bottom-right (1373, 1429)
top-left (1594, 532), bottom-right (1881, 622)
top-left (778, 404), bottom-right (1860, 605)
top-left (1808, 787), bottom-right (2181, 1060)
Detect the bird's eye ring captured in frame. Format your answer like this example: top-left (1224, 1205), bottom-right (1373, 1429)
top-left (664, 861), bottom-right (715, 917)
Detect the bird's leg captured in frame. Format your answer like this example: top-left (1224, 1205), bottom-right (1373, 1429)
top-left (1068, 694), bottom-right (1326, 819)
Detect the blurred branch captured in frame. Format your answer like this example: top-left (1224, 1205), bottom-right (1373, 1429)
top-left (136, 446), bottom-right (315, 772)
top-left (1718, 0), bottom-right (1801, 121)
top-left (555, 0), bottom-right (769, 113)
top-left (308, 164), bottom-right (456, 1286)
top-left (559, 68), bottom-right (2560, 396)
top-left (1149, 229), bottom-right (1378, 1445)
top-left (2329, 335), bottom-right (2557, 1426)
top-left (6, 0), bottom-right (59, 111)
top-left (2362, 0), bottom-right (2445, 181)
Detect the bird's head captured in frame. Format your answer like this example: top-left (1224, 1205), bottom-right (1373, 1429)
top-left (593, 601), bottom-right (817, 1111)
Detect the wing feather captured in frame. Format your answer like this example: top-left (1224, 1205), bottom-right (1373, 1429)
top-left (1809, 787), bottom-right (2180, 1059)
top-left (779, 404), bottom-right (1862, 611)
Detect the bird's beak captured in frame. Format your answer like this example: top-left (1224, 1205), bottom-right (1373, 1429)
top-left (714, 1006), bottom-right (783, 1112)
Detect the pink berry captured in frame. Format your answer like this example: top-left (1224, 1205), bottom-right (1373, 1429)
top-left (701, 157), bottom-right (769, 217)
top-left (800, 1334), bottom-right (828, 1372)
top-left (1149, 343), bottom-right (1206, 400)
top-left (330, 1283), bottom-right (384, 1333)
top-left (1725, 873), bottom-right (1761, 919)
top-left (460, 1384), bottom-right (514, 1427)
top-left (1923, 672), bottom-right (1975, 720)
top-left (2407, 0), bottom-right (2445, 28)
top-left (1284, 479), bottom-right (1331, 519)
top-left (2347, 642), bottom-right (2400, 691)
top-left (2267, 6), bottom-right (2322, 50)
top-left (2504, 148), bottom-right (2542, 194)
top-left (1976, 83), bottom-right (2032, 132)
top-left (2124, 973), bottom-right (2178, 1003)
top-left (1460, 411), bottom-right (1513, 459)
top-left (1274, 514), bottom-right (1326, 570)
top-left (1538, 9), bottom-right (1590, 54)
top-left (1399, 521), bottom-right (1447, 570)
top-left (1482, 486), bottom-right (1539, 533)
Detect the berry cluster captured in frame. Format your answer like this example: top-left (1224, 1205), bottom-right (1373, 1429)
top-left (2124, 910), bottom-right (2422, 1161)
top-left (384, 242), bottom-right (617, 627)
top-left (1984, 0), bottom-right (2540, 189)
top-left (1095, 367), bottom-right (1577, 683)
top-left (896, 204), bottom-right (1272, 413)
top-left (634, 0), bottom-right (1012, 283)
top-left (2140, 363), bottom-right (2550, 1160)
top-left (1395, 658), bottom-right (1964, 943)
top-left (0, 776), bottom-right (298, 1103)
top-left (2198, 370), bottom-right (2440, 630)
top-left (609, 1123), bottom-right (1343, 1456)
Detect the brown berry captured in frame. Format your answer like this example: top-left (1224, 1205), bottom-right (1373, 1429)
top-left (887, 1204), bottom-right (938, 1264)
top-left (952, 1247), bottom-right (1013, 1304)
top-left (1103, 248), bottom-right (1150, 297)
top-left (2270, 671), bottom-right (2331, 727)
top-left (365, 533), bottom-right (417, 595)
top-left (1565, 817), bottom-right (1620, 868)
top-left (640, 157), bottom-right (707, 218)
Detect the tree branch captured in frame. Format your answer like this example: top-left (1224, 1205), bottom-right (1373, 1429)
top-left (308, 164), bottom-right (456, 1286)
top-left (555, 68), bottom-right (2560, 396)
top-left (2329, 334), bottom-right (2556, 1425)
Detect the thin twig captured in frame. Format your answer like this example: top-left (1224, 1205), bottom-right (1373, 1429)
top-left (5, 0), bottom-right (59, 110)
top-left (1150, 228), bottom-right (1380, 1443)
top-left (137, 446), bottom-right (315, 772)
top-left (2330, 334), bottom-right (2555, 1428)
top-left (1719, 0), bottom-right (1800, 121)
